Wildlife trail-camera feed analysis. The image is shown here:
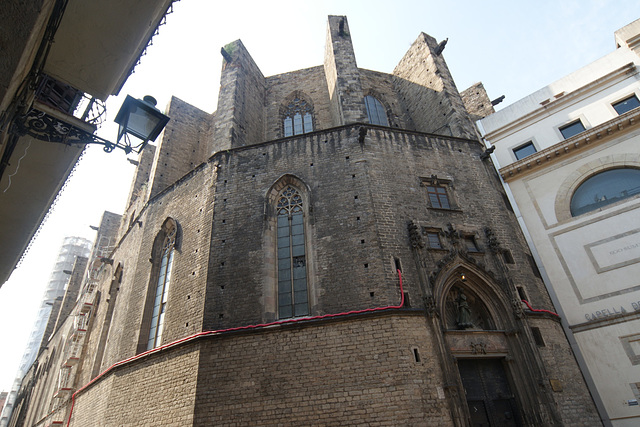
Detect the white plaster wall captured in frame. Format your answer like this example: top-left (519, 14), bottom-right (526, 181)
top-left (575, 319), bottom-right (640, 425)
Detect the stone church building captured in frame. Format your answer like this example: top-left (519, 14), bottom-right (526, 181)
top-left (9, 16), bottom-right (601, 426)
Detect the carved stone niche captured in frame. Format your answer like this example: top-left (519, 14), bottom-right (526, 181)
top-left (444, 287), bottom-right (495, 331)
top-left (445, 330), bottom-right (509, 356)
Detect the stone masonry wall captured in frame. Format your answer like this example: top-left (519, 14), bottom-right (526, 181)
top-left (323, 16), bottom-right (368, 126)
top-left (97, 162), bottom-right (215, 369)
top-left (393, 33), bottom-right (477, 139)
top-left (148, 96), bottom-right (212, 200)
top-left (460, 81), bottom-right (495, 121)
top-left (528, 316), bottom-right (603, 426)
top-left (203, 125), bottom-right (555, 331)
top-left (54, 122), bottom-right (598, 426)
top-left (51, 256), bottom-right (88, 334)
top-left (360, 68), bottom-right (415, 129)
top-left (194, 314), bottom-right (453, 426)
top-left (212, 40), bottom-right (266, 151)
top-left (264, 66), bottom-right (332, 141)
top-left (70, 343), bottom-right (199, 427)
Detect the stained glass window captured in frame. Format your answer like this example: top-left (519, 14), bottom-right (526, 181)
top-left (276, 186), bottom-right (308, 318)
top-left (283, 97), bottom-right (313, 137)
top-left (364, 95), bottom-right (389, 126)
top-left (147, 225), bottom-right (176, 349)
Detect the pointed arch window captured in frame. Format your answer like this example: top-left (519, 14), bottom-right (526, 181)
top-left (283, 97), bottom-right (313, 137)
top-left (364, 95), bottom-right (389, 126)
top-left (147, 224), bottom-right (176, 350)
top-left (276, 186), bottom-right (308, 318)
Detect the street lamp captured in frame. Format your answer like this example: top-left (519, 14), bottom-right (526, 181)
top-left (10, 93), bottom-right (170, 155)
top-left (114, 95), bottom-right (170, 154)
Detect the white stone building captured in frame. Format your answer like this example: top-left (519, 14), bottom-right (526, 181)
top-left (477, 18), bottom-right (640, 427)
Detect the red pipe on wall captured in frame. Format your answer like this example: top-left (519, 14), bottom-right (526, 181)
top-left (521, 299), bottom-right (560, 318)
top-left (66, 269), bottom-right (404, 425)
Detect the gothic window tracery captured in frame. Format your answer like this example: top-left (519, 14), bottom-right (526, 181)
top-left (282, 97), bottom-right (314, 137)
top-left (276, 186), bottom-right (308, 318)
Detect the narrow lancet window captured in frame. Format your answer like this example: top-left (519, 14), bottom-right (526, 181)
top-left (364, 95), bottom-right (389, 126)
top-left (276, 186), bottom-right (308, 318)
top-left (147, 225), bottom-right (176, 349)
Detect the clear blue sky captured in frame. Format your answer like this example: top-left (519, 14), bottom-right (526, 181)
top-left (1, 0), bottom-right (638, 393)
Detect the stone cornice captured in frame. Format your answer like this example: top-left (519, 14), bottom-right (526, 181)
top-left (499, 107), bottom-right (640, 182)
top-left (484, 62), bottom-right (638, 142)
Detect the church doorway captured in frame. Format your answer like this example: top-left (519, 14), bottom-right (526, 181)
top-left (457, 358), bottom-right (522, 427)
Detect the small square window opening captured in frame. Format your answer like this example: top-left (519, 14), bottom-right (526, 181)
top-left (426, 232), bottom-right (442, 249)
top-left (513, 142), bottom-right (537, 160)
top-left (559, 120), bottom-right (586, 139)
top-left (613, 95), bottom-right (640, 115)
top-left (464, 236), bottom-right (479, 252)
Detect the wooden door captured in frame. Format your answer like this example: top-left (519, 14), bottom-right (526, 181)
top-left (457, 359), bottom-right (521, 427)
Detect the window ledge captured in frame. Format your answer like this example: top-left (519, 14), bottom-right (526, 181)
top-left (427, 207), bottom-right (463, 213)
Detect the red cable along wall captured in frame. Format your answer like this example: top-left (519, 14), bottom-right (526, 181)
top-left (521, 299), bottom-right (560, 317)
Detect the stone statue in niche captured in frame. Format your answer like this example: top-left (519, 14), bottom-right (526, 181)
top-left (456, 291), bottom-right (474, 329)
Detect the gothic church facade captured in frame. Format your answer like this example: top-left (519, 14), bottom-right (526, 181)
top-left (10, 16), bottom-right (600, 427)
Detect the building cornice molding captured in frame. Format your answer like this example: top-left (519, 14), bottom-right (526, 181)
top-left (499, 107), bottom-right (640, 182)
top-left (484, 62), bottom-right (638, 142)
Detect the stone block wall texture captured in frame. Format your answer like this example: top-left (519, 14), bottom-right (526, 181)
top-left (39, 296), bottom-right (62, 355)
top-left (148, 96), bottom-right (213, 199)
top-left (323, 16), bottom-right (368, 126)
top-left (212, 40), bottom-right (266, 151)
top-left (45, 124), bottom-right (595, 426)
top-left (51, 256), bottom-right (88, 334)
top-left (12, 294), bottom-right (80, 427)
top-left (264, 66), bottom-right (332, 141)
top-left (529, 316), bottom-right (603, 426)
top-left (393, 33), bottom-right (476, 139)
top-left (460, 81), bottom-right (495, 121)
top-left (124, 141), bottom-right (155, 210)
top-left (71, 344), bottom-right (199, 427)
top-left (360, 69), bottom-right (415, 129)
top-left (194, 314), bottom-right (453, 426)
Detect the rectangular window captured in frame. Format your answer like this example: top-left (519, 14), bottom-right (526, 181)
top-left (613, 95), bottom-right (640, 115)
top-left (303, 113), bottom-right (313, 133)
top-left (464, 236), bottom-right (479, 252)
top-left (284, 117), bottom-right (293, 137)
top-left (293, 113), bottom-right (303, 135)
top-left (513, 141), bottom-right (536, 160)
top-left (426, 232), bottom-right (442, 249)
top-left (277, 211), bottom-right (308, 319)
top-left (426, 185), bottom-right (451, 209)
top-left (559, 120), bottom-right (586, 139)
